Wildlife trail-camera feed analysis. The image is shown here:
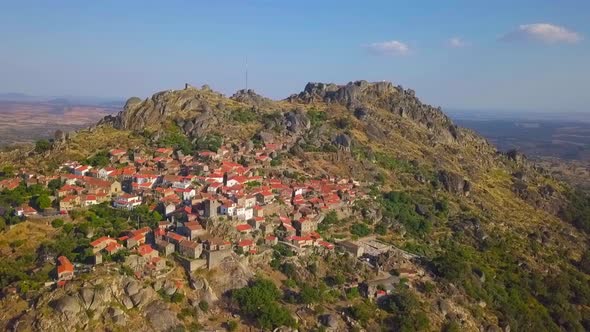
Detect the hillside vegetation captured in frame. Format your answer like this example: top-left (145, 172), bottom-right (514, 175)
top-left (0, 81), bottom-right (589, 331)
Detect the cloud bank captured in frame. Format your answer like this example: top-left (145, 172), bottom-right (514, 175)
top-left (448, 37), bottom-right (466, 48)
top-left (364, 40), bottom-right (410, 55)
top-left (501, 23), bottom-right (582, 44)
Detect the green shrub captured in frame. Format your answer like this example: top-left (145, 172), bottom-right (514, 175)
top-left (381, 191), bottom-right (430, 235)
top-left (198, 300), bottom-right (209, 312)
top-left (350, 223), bottom-right (371, 237)
top-left (230, 108), bottom-right (257, 123)
top-left (307, 110), bottom-right (327, 126)
top-left (86, 150), bottom-right (110, 167)
top-left (51, 219), bottom-right (64, 228)
top-left (232, 278), bottom-right (295, 330)
top-left (35, 139), bottom-right (51, 153)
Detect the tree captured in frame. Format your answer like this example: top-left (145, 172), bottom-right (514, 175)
top-left (350, 301), bottom-right (376, 324)
top-left (35, 194), bottom-right (51, 210)
top-left (171, 292), bottom-right (185, 303)
top-left (35, 139), bottom-right (51, 153)
top-left (232, 278), bottom-right (295, 329)
top-left (299, 283), bottom-right (322, 304)
top-left (350, 223), bottom-right (371, 237)
top-left (382, 287), bottom-right (430, 332)
top-left (0, 165), bottom-right (14, 177)
top-left (51, 219), bottom-right (64, 228)
top-left (227, 320), bottom-right (238, 332)
top-left (86, 150), bottom-right (110, 167)
top-left (47, 179), bottom-right (62, 191)
top-left (198, 300), bottom-right (209, 312)
top-left (580, 251), bottom-right (590, 275)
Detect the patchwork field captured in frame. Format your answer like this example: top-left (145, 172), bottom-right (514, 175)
top-left (0, 101), bottom-right (119, 146)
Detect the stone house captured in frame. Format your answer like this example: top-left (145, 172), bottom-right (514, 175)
top-left (293, 218), bottom-right (317, 236)
top-left (56, 256), bottom-right (74, 281)
top-left (179, 240), bottom-right (203, 259)
top-left (155, 239), bottom-right (175, 256)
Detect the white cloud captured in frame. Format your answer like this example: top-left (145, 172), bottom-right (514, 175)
top-left (501, 23), bottom-right (582, 44)
top-left (364, 40), bottom-right (410, 55)
top-left (448, 37), bottom-right (466, 48)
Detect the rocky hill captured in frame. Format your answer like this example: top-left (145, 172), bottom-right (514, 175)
top-left (0, 81), bottom-right (589, 332)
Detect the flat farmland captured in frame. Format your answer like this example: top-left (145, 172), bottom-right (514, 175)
top-left (0, 101), bottom-right (119, 145)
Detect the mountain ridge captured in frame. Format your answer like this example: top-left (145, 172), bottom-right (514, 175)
top-left (0, 80), bottom-right (588, 331)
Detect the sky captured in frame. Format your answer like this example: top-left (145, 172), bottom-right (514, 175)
top-left (0, 0), bottom-right (589, 112)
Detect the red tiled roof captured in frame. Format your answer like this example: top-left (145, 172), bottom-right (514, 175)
top-left (110, 149), bottom-right (127, 156)
top-left (318, 241), bottom-right (334, 249)
top-left (185, 221), bottom-right (202, 230)
top-left (137, 244), bottom-right (155, 256)
top-left (180, 239), bottom-right (199, 249)
top-left (57, 256), bottom-right (74, 274)
top-left (90, 236), bottom-right (115, 247)
top-left (105, 242), bottom-right (122, 253)
top-left (166, 232), bottom-right (187, 242)
top-left (238, 239), bottom-right (254, 247)
top-left (236, 224), bottom-right (252, 232)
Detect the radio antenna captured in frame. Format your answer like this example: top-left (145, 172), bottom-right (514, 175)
top-left (245, 56), bottom-right (249, 90)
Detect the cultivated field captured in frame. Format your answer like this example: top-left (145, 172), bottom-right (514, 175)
top-left (0, 101), bottom-right (119, 145)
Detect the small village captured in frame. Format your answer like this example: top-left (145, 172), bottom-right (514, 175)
top-left (0, 139), bottom-right (425, 303)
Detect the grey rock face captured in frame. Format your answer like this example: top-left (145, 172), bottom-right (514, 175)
top-left (438, 170), bottom-right (471, 196)
top-left (163, 280), bottom-right (177, 296)
top-left (284, 109), bottom-right (311, 133)
top-left (320, 314), bottom-right (341, 328)
top-left (145, 301), bottom-right (181, 331)
top-left (54, 130), bottom-right (66, 142)
top-left (124, 97), bottom-right (142, 110)
top-left (125, 280), bottom-right (140, 296)
top-left (290, 80), bottom-right (395, 105)
top-left (106, 307), bottom-right (126, 326)
top-left (131, 288), bottom-right (155, 308)
top-left (353, 107), bottom-right (369, 120)
top-left (230, 89), bottom-right (273, 107)
top-left (51, 295), bottom-right (82, 314)
top-left (506, 149), bottom-right (527, 164)
top-left (257, 131), bottom-right (275, 144)
top-left (121, 295), bottom-right (134, 309)
top-left (332, 133), bottom-right (352, 150)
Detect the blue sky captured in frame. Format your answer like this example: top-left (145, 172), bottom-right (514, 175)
top-left (0, 0), bottom-right (589, 112)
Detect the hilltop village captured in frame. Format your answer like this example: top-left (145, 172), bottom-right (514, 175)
top-left (1, 140), bottom-right (376, 284)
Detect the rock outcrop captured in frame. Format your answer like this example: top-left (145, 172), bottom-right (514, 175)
top-left (438, 170), bottom-right (471, 196)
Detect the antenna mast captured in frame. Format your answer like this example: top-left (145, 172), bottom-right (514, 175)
top-left (245, 56), bottom-right (248, 90)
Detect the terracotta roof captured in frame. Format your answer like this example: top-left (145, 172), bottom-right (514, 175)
top-left (105, 242), bottom-right (122, 253)
top-left (57, 256), bottom-right (74, 274)
top-left (166, 232), bottom-right (187, 242)
top-left (238, 239), bottom-right (254, 247)
top-left (110, 149), bottom-right (127, 156)
top-left (180, 239), bottom-right (199, 249)
top-left (236, 224), bottom-right (253, 232)
top-left (137, 244), bottom-right (155, 256)
top-left (90, 236), bottom-right (115, 247)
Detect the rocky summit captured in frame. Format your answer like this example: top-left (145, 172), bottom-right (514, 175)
top-left (0, 80), bottom-right (589, 332)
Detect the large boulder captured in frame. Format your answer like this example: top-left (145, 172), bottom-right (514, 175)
top-left (124, 96), bottom-right (142, 110)
top-left (124, 279), bottom-right (140, 296)
top-left (288, 80), bottom-right (395, 105)
top-left (230, 89), bottom-right (273, 107)
top-left (284, 109), bottom-right (310, 133)
top-left (51, 295), bottom-right (82, 314)
top-left (437, 170), bottom-right (471, 196)
top-left (332, 133), bottom-right (352, 150)
top-left (130, 288), bottom-right (155, 308)
top-left (145, 301), bottom-right (181, 331)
